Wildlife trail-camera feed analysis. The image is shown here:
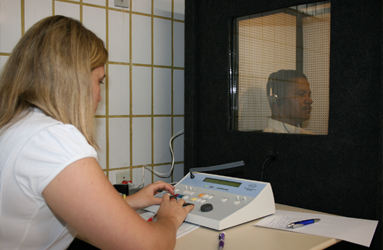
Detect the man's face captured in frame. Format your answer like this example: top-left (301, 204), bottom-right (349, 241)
top-left (278, 77), bottom-right (313, 125)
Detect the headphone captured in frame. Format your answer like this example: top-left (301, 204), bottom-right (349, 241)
top-left (268, 87), bottom-right (279, 105)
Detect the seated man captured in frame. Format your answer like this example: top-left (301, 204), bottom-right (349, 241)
top-left (264, 69), bottom-right (314, 134)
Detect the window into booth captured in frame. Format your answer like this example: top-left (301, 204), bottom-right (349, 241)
top-left (230, 2), bottom-right (331, 135)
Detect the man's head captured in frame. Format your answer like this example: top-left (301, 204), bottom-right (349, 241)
top-left (266, 70), bottom-right (313, 126)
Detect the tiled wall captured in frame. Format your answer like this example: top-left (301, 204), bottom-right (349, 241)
top-left (0, 0), bottom-right (185, 186)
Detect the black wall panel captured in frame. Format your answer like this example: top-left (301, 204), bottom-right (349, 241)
top-left (184, 0), bottom-right (382, 249)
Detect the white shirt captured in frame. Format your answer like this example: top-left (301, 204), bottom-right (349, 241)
top-left (263, 118), bottom-right (314, 134)
top-left (0, 108), bottom-right (97, 249)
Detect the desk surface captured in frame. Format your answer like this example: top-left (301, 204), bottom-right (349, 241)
top-left (174, 204), bottom-right (340, 250)
top-left (78, 204), bottom-right (341, 250)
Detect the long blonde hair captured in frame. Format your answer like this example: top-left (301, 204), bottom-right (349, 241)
top-left (0, 15), bottom-right (108, 149)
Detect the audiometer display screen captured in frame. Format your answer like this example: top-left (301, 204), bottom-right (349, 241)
top-left (203, 177), bottom-right (242, 187)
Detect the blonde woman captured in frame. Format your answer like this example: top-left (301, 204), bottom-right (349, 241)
top-left (0, 16), bottom-right (193, 250)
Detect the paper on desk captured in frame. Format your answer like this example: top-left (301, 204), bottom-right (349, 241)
top-left (140, 211), bottom-right (199, 239)
top-left (254, 210), bottom-right (378, 247)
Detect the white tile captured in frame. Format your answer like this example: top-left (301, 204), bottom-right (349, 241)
top-left (132, 66), bottom-right (151, 115)
top-left (108, 10), bottom-right (130, 63)
top-left (153, 18), bottom-right (172, 66)
top-left (133, 166), bottom-right (153, 186)
top-left (95, 118), bottom-right (107, 169)
top-left (153, 0), bottom-right (172, 18)
top-left (153, 68), bottom-right (172, 115)
top-left (173, 21), bottom-right (184, 67)
top-left (153, 117), bottom-right (171, 164)
top-left (25, 0), bottom-right (52, 32)
top-left (173, 69), bottom-right (184, 115)
top-left (172, 163), bottom-right (184, 182)
top-left (83, 0), bottom-right (106, 6)
top-left (173, 117), bottom-right (184, 162)
top-left (153, 164), bottom-right (172, 183)
top-left (83, 6), bottom-right (106, 44)
top-left (0, 56), bottom-right (8, 70)
top-left (54, 1), bottom-right (80, 21)
top-left (131, 0), bottom-right (151, 14)
top-left (132, 117), bottom-right (152, 166)
top-left (173, 0), bottom-right (185, 21)
top-left (83, 6), bottom-right (107, 116)
top-left (132, 14), bottom-right (151, 64)
top-left (109, 117), bottom-right (130, 169)
top-left (109, 64), bottom-right (130, 116)
top-left (0, 0), bottom-right (21, 53)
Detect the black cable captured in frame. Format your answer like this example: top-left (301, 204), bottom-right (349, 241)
top-left (260, 157), bottom-right (273, 181)
top-left (260, 147), bottom-right (278, 181)
top-left (274, 106), bottom-right (290, 133)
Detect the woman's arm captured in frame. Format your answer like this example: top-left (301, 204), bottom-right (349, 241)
top-left (42, 157), bottom-right (193, 250)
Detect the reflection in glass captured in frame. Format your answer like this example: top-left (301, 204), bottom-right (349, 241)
top-left (230, 2), bottom-right (330, 135)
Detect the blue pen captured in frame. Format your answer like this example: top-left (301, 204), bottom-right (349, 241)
top-left (219, 232), bottom-right (225, 250)
top-left (287, 218), bottom-right (320, 229)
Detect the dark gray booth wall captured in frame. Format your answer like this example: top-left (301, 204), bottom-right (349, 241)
top-left (184, 0), bottom-right (382, 249)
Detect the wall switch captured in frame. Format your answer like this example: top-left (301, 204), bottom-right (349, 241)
top-left (114, 0), bottom-right (130, 8)
top-left (116, 170), bottom-right (131, 184)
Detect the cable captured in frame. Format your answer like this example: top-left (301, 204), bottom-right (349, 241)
top-left (260, 147), bottom-right (278, 181)
top-left (132, 129), bottom-right (185, 188)
top-left (260, 157), bottom-right (273, 181)
top-left (274, 105), bottom-right (290, 134)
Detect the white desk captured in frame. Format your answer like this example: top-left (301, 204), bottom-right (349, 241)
top-left (77, 204), bottom-right (341, 250)
top-left (174, 204), bottom-right (340, 250)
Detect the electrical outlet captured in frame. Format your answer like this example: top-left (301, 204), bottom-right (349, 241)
top-left (114, 0), bottom-right (130, 8)
top-left (116, 170), bottom-right (131, 184)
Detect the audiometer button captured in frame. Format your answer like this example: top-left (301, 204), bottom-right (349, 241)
top-left (221, 198), bottom-right (228, 202)
top-left (182, 195), bottom-right (189, 199)
top-left (204, 194), bottom-right (212, 199)
top-left (190, 197), bottom-right (197, 201)
top-left (233, 200), bottom-right (240, 205)
top-left (198, 193), bottom-right (205, 197)
top-left (200, 203), bottom-right (213, 212)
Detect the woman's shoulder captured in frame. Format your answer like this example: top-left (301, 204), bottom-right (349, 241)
top-left (28, 108), bottom-right (92, 148)
top-left (1, 108), bottom-right (91, 153)
top-left (20, 108), bottom-right (79, 135)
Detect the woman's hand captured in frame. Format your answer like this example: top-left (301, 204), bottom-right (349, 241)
top-left (155, 194), bottom-right (195, 230)
top-left (125, 181), bottom-right (175, 210)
